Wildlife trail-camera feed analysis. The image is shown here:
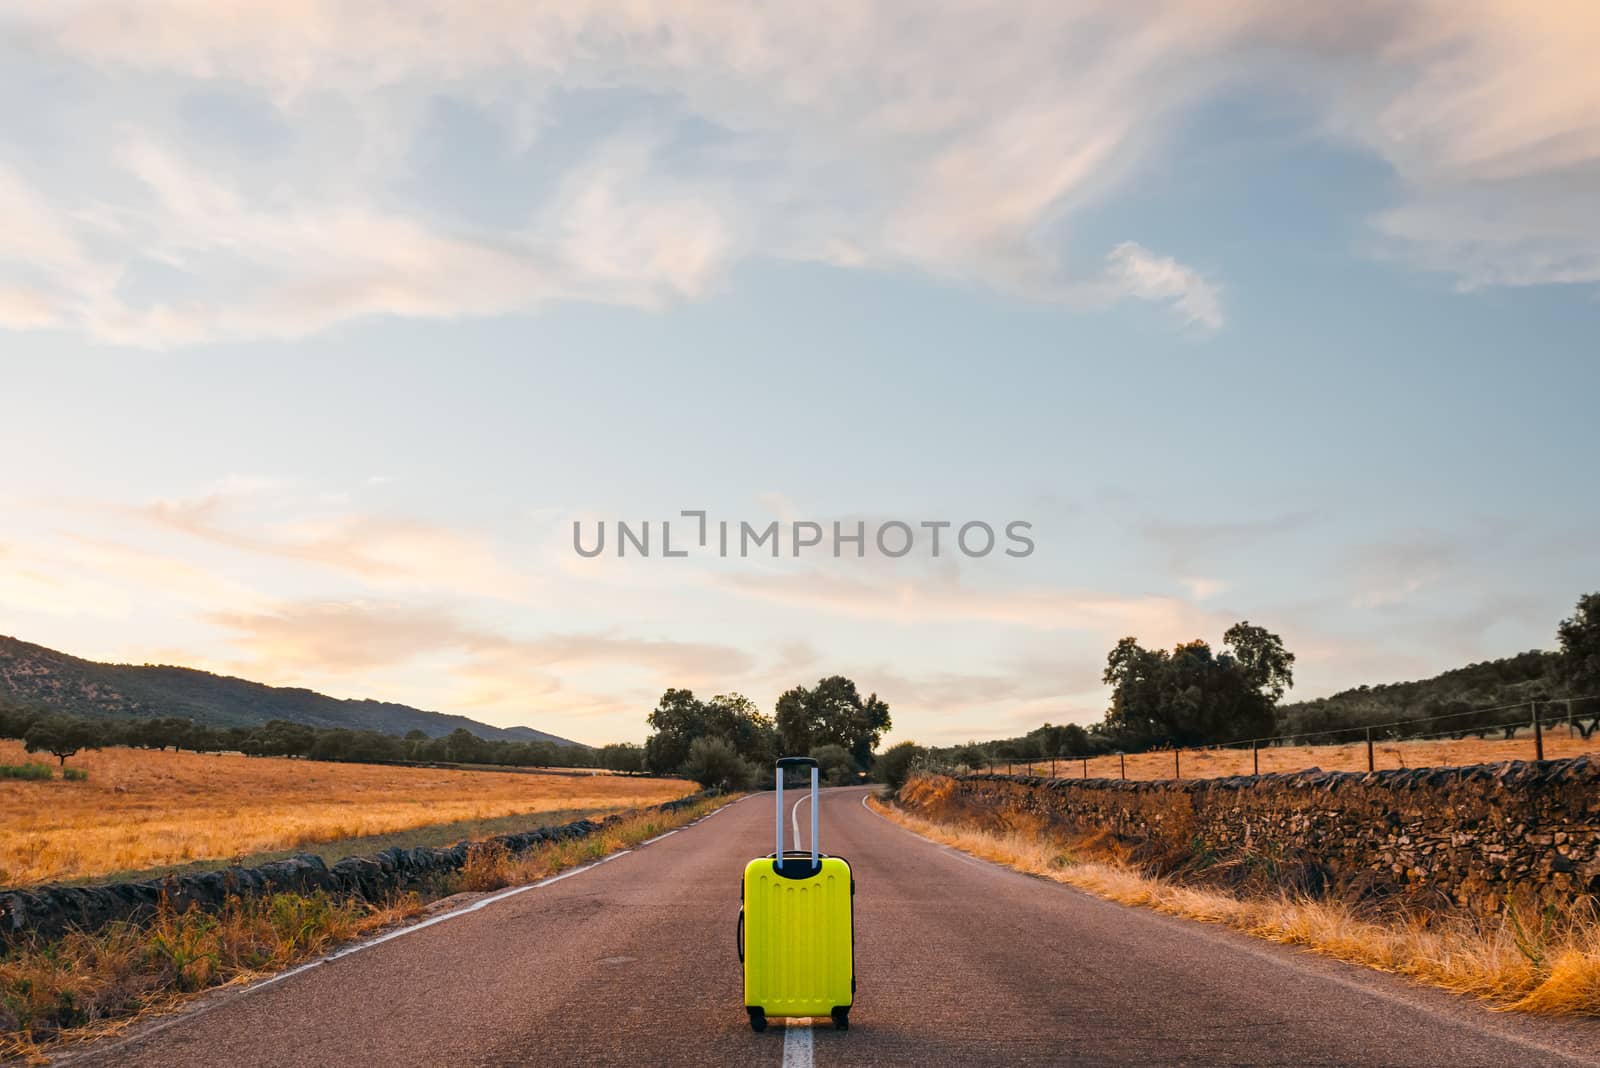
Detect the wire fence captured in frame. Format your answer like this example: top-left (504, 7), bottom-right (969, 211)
top-left (962, 695), bottom-right (1600, 783)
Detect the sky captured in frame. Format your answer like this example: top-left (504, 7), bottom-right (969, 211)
top-left (1, 2), bottom-right (1597, 747)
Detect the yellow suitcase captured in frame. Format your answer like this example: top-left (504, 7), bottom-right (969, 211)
top-left (738, 757), bottom-right (855, 1032)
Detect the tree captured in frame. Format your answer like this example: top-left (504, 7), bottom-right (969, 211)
top-left (1224, 621), bottom-right (1295, 704)
top-left (774, 676), bottom-right (892, 767)
top-left (1030, 724), bottom-right (1066, 776)
top-left (703, 693), bottom-right (779, 767)
top-left (1100, 622), bottom-right (1294, 749)
top-left (1558, 592), bottom-right (1600, 694)
top-left (951, 744), bottom-right (985, 772)
top-left (643, 688), bottom-right (777, 774)
top-left (24, 715), bottom-right (99, 767)
top-left (872, 741), bottom-right (925, 791)
top-left (1557, 593), bottom-right (1600, 739)
top-left (0, 703), bottom-right (40, 742)
top-left (444, 727), bottom-right (490, 764)
top-left (682, 736), bottom-right (759, 791)
top-left (1101, 636), bottom-right (1169, 745)
top-left (599, 742), bottom-right (647, 774)
top-left (644, 688), bottom-right (705, 774)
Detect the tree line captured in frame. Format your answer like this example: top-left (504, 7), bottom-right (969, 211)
top-left (0, 705), bottom-right (612, 770)
top-left (641, 675), bottom-right (896, 790)
top-left (922, 591), bottom-right (1600, 774)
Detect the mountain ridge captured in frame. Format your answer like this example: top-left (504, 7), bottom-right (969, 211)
top-left (0, 634), bottom-right (584, 746)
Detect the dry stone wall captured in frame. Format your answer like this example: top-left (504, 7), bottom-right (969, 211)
top-left (0, 792), bottom-right (711, 943)
top-left (909, 760), bottom-right (1600, 912)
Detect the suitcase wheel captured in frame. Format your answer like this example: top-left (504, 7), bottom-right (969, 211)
top-left (831, 1007), bottom-right (849, 1031)
top-left (748, 1008), bottom-right (767, 1033)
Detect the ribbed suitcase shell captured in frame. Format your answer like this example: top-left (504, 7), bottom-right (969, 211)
top-left (742, 855), bottom-right (854, 1017)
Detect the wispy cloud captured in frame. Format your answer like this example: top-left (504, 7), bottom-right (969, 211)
top-left (1105, 242), bottom-right (1224, 329)
top-left (1142, 510), bottom-right (1320, 572)
top-left (132, 490), bottom-right (528, 598)
top-left (723, 565), bottom-right (1226, 646)
top-left (3, 3), bottom-right (1594, 344)
top-left (206, 597), bottom-right (756, 723)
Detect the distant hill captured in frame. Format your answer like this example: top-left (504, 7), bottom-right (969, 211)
top-left (0, 635), bottom-right (583, 746)
top-left (1275, 649), bottom-right (1561, 735)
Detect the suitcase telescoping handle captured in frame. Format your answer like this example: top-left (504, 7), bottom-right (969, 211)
top-left (775, 756), bottom-right (820, 873)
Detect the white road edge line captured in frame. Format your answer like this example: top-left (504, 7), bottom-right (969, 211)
top-left (860, 792), bottom-right (984, 868)
top-left (232, 846), bottom-right (635, 992)
top-left (65, 800), bottom-right (741, 1064)
top-left (781, 1019), bottom-right (814, 1068)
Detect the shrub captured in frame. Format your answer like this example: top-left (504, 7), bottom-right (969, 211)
top-left (62, 767), bottom-right (88, 782)
top-left (873, 741), bottom-right (926, 792)
top-left (809, 744), bottom-right (858, 786)
top-left (0, 763), bottom-right (52, 781)
top-left (682, 736), bottom-right (760, 791)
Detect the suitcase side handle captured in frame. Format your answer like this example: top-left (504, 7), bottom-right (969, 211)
top-left (736, 907), bottom-right (744, 963)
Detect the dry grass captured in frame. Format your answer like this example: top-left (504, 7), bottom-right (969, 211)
top-left (451, 794), bottom-right (732, 893)
top-left (1009, 731), bottom-right (1600, 782)
top-left (0, 890), bottom-right (425, 1062)
top-left (879, 781), bottom-right (1600, 1018)
top-left (0, 741), bottom-right (696, 887)
top-left (2, 793), bottom-right (739, 1060)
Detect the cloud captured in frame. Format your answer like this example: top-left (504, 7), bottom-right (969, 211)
top-left (3, 3), bottom-right (1596, 335)
top-left (1105, 243), bottom-right (1224, 328)
top-left (0, 285), bottom-right (61, 330)
top-left (1142, 510), bottom-right (1320, 572)
top-left (0, 2), bottom-right (1257, 345)
top-left (830, 647), bottom-right (1113, 746)
top-left (0, 531), bottom-right (264, 620)
top-left (723, 565), bottom-right (1224, 646)
top-left (1179, 576), bottom-right (1228, 600)
top-left (204, 596), bottom-right (755, 731)
top-left (133, 491), bottom-right (528, 598)
top-left (208, 600), bottom-right (477, 673)
top-left (209, 596), bottom-right (752, 676)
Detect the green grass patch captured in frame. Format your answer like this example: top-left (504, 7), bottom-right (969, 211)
top-left (0, 763), bottom-right (52, 781)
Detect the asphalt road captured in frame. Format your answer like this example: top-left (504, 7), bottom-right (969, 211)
top-left (71, 787), bottom-right (1600, 1067)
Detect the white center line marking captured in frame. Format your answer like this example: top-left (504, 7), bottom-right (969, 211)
top-left (790, 792), bottom-right (810, 853)
top-left (781, 1019), bottom-right (814, 1068)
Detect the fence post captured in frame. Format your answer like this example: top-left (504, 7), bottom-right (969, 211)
top-left (1252, 739), bottom-right (1259, 776)
top-left (1365, 726), bottom-right (1374, 773)
top-left (1569, 698), bottom-right (1576, 739)
top-left (1174, 749), bottom-right (1181, 780)
top-left (1533, 701), bottom-right (1544, 761)
top-left (1081, 756), bottom-right (1088, 780)
top-left (1119, 751), bottom-right (1126, 779)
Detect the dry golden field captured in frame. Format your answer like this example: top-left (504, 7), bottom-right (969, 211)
top-left (1010, 731), bottom-right (1600, 781)
top-left (1, 794), bottom-right (736, 1057)
top-left (0, 741), bottom-right (695, 887)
